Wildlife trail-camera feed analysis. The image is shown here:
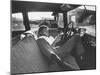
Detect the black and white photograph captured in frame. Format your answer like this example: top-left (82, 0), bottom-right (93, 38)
top-left (11, 0), bottom-right (96, 74)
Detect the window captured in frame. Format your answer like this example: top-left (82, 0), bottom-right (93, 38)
top-left (28, 12), bottom-right (54, 28)
top-left (12, 13), bottom-right (25, 31)
top-left (57, 13), bottom-right (64, 28)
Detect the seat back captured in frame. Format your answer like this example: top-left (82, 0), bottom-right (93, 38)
top-left (37, 38), bottom-right (65, 71)
top-left (37, 38), bottom-right (56, 60)
top-left (36, 38), bottom-right (80, 70)
top-left (56, 35), bottom-right (85, 58)
top-left (11, 36), bottom-right (49, 74)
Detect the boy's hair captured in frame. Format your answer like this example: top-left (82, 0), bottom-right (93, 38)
top-left (38, 25), bottom-right (49, 37)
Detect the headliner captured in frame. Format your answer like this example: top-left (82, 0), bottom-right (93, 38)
top-left (12, 1), bottom-right (80, 13)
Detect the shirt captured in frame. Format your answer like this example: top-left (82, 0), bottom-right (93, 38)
top-left (38, 36), bottom-right (55, 45)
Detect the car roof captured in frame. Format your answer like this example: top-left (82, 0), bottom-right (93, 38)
top-left (12, 1), bottom-right (80, 13)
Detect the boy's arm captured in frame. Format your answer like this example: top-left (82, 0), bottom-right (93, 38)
top-left (51, 34), bottom-right (62, 47)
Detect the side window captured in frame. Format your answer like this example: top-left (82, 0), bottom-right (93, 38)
top-left (57, 13), bottom-right (64, 28)
top-left (12, 13), bottom-right (25, 31)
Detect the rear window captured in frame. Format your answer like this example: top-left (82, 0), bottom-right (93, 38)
top-left (28, 12), bottom-right (54, 28)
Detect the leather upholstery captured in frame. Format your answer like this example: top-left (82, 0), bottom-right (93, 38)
top-left (11, 36), bottom-right (49, 74)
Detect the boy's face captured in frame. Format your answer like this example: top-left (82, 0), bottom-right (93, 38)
top-left (43, 28), bottom-right (49, 36)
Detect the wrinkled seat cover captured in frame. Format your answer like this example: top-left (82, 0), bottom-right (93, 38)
top-left (11, 36), bottom-right (49, 74)
top-left (37, 35), bottom-right (83, 70)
